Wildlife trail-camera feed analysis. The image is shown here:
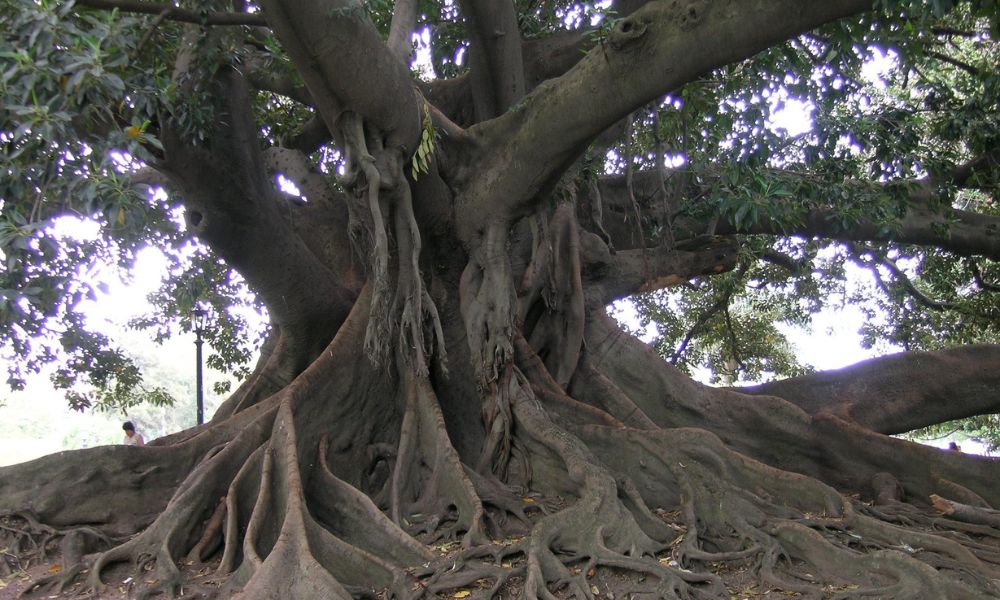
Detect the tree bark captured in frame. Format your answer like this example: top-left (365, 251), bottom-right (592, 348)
top-left (4, 2), bottom-right (1000, 599)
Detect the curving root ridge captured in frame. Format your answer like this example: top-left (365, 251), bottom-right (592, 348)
top-left (13, 361), bottom-right (1000, 599)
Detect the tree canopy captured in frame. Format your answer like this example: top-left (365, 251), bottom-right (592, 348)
top-left (2, 1), bottom-right (1000, 599)
top-left (2, 0), bottom-right (998, 407)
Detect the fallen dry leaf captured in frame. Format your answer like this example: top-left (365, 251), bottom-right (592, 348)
top-left (452, 590), bottom-right (471, 598)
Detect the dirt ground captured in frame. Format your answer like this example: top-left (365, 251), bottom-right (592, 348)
top-left (0, 552), bottom-right (803, 600)
top-left (0, 551), bottom-right (224, 600)
top-left (1, 505), bottom-right (821, 600)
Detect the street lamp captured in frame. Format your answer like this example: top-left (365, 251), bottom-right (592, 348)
top-left (193, 306), bottom-right (208, 426)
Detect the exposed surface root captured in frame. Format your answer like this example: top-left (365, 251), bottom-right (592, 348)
top-left (84, 399), bottom-right (280, 599)
top-left (391, 372), bottom-right (489, 547)
top-left (1, 515), bottom-right (114, 597)
top-left (6, 289), bottom-right (1000, 600)
top-left (932, 494), bottom-right (1000, 528)
top-left (229, 401), bottom-right (422, 599)
top-left (574, 424), bottom-right (1000, 598)
top-left (511, 386), bottom-right (691, 599)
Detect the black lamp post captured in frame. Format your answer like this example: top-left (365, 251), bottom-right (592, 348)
top-left (193, 306), bottom-right (207, 426)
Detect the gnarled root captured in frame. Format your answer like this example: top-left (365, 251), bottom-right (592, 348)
top-left (85, 400), bottom-right (281, 599)
top-left (579, 425), bottom-right (1000, 598)
top-left (339, 111), bottom-right (445, 374)
top-left (391, 371), bottom-right (489, 547)
top-left (5, 518), bottom-right (114, 597)
top-left (520, 204), bottom-right (586, 388)
top-left (228, 401), bottom-right (426, 599)
top-left (460, 221), bottom-right (518, 382)
top-left (510, 383), bottom-right (699, 599)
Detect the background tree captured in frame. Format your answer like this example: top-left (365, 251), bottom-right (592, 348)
top-left (2, 0), bottom-right (1000, 598)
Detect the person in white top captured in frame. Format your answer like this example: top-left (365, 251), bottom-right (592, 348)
top-left (122, 421), bottom-right (145, 446)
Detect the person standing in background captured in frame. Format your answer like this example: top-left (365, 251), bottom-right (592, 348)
top-left (122, 421), bottom-right (145, 446)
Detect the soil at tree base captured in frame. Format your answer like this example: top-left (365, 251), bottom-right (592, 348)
top-left (2, 500), bottom-right (873, 599)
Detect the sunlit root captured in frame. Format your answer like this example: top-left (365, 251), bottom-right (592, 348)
top-left (932, 494), bottom-right (1000, 528)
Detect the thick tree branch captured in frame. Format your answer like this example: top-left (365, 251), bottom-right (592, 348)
top-left (738, 345), bottom-right (1000, 435)
top-left (456, 0), bottom-right (872, 240)
top-left (971, 260), bottom-right (1000, 293)
top-left (258, 0), bottom-right (422, 153)
top-left (721, 202), bottom-right (1000, 261)
top-left (287, 116), bottom-right (332, 155)
top-left (581, 233), bottom-right (738, 304)
top-left (593, 165), bottom-right (1000, 260)
top-left (458, 0), bottom-right (526, 119)
top-left (761, 249), bottom-right (810, 274)
top-left (387, 0), bottom-right (419, 64)
top-left (944, 148), bottom-right (1000, 189)
top-left (158, 70), bottom-right (355, 350)
top-left (425, 0), bottom-right (671, 124)
top-left (75, 0), bottom-right (266, 26)
top-left (671, 294), bottom-right (728, 365)
top-left (848, 243), bottom-right (957, 311)
top-left (245, 67), bottom-right (313, 106)
top-left (927, 50), bottom-right (982, 77)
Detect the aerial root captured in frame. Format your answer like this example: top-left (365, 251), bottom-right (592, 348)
top-left (339, 110), bottom-right (393, 365)
top-left (390, 160), bottom-right (446, 375)
top-left (519, 204), bottom-right (586, 388)
top-left (476, 365), bottom-right (534, 482)
top-left (460, 221), bottom-right (518, 382)
top-left (339, 110), bottom-right (444, 373)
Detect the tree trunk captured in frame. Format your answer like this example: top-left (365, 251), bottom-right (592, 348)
top-left (4, 231), bottom-right (1000, 598)
top-left (3, 1), bottom-right (1000, 598)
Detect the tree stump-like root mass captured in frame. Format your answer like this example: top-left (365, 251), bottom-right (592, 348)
top-left (3, 287), bottom-right (999, 600)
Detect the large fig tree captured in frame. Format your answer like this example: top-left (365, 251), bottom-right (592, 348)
top-left (2, 0), bottom-right (1000, 598)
